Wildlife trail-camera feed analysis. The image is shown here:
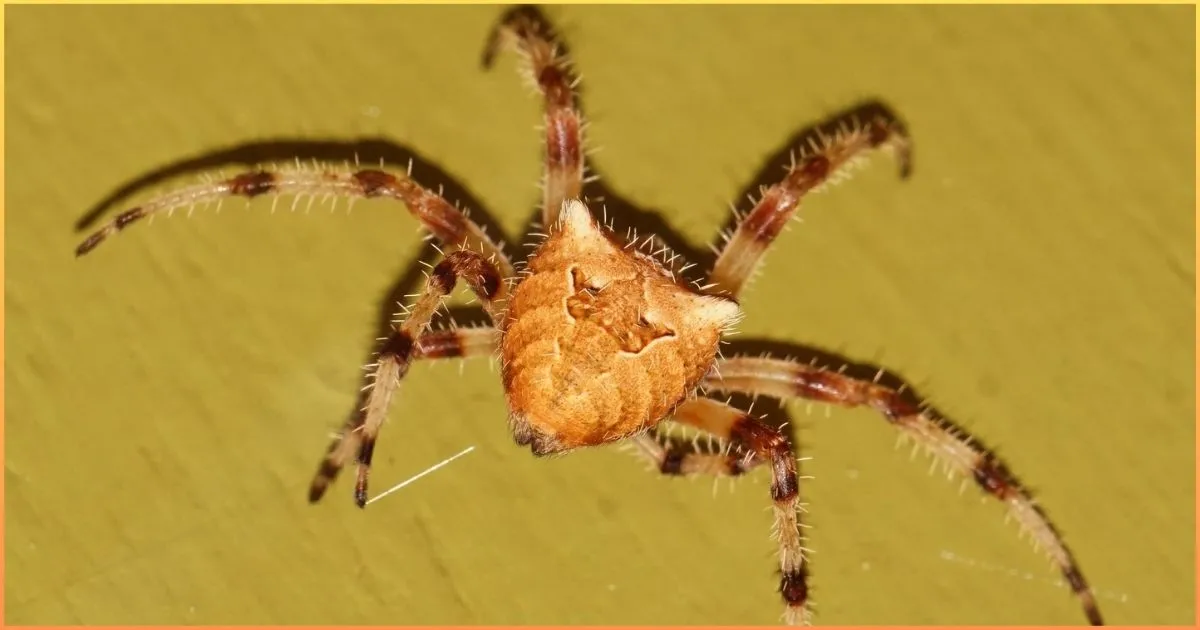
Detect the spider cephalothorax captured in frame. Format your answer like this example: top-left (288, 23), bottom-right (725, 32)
top-left (503, 199), bottom-right (740, 455)
top-left (77, 8), bottom-right (1104, 627)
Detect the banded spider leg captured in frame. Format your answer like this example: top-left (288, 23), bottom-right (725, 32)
top-left (75, 162), bottom-right (517, 506)
top-left (708, 107), bottom-right (912, 298)
top-left (700, 356), bottom-right (1104, 625)
top-left (485, 7), bottom-right (587, 227)
top-left (631, 397), bottom-right (812, 625)
top-left (665, 105), bottom-right (912, 623)
top-left (309, 250), bottom-right (508, 506)
top-left (694, 103), bottom-right (1100, 624)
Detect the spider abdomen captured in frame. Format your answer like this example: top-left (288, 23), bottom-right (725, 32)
top-left (502, 304), bottom-right (692, 453)
top-left (500, 200), bottom-right (741, 456)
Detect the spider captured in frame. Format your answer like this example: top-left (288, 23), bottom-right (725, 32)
top-left (76, 9), bottom-right (1103, 627)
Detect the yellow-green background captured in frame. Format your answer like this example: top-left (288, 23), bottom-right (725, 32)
top-left (5, 4), bottom-right (1194, 626)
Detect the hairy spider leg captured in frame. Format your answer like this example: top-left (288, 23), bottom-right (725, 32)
top-left (650, 397), bottom-right (812, 626)
top-left (703, 356), bottom-right (1104, 626)
top-left (707, 109), bottom-right (912, 299)
top-left (308, 251), bottom-right (508, 507)
top-left (485, 9), bottom-right (586, 228)
top-left (317, 325), bottom-right (500, 499)
top-left (75, 165), bottom-right (515, 279)
top-left (629, 421), bottom-right (766, 479)
top-left (411, 326), bottom-right (499, 361)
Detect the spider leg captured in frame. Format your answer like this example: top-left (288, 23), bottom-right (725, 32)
top-left (637, 397), bottom-right (812, 626)
top-left (707, 108), bottom-right (911, 298)
top-left (307, 251), bottom-right (506, 508)
top-left (412, 325), bottom-right (498, 361)
top-left (628, 413), bottom-right (768, 478)
top-left (702, 356), bottom-right (1104, 625)
top-left (75, 164), bottom-right (515, 278)
top-left (322, 324), bottom-right (499, 447)
top-left (485, 8), bottom-right (585, 228)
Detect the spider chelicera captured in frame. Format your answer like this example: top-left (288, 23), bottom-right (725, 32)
top-left (76, 9), bottom-right (1103, 626)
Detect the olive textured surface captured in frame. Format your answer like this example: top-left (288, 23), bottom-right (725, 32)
top-left (5, 5), bottom-right (1194, 625)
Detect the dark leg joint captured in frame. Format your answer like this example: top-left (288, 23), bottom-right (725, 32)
top-left (446, 251), bottom-right (503, 300)
top-left (228, 171), bottom-right (277, 197)
top-left (378, 332), bottom-right (414, 362)
top-left (779, 566), bottom-right (810, 606)
top-left (729, 416), bottom-right (796, 501)
top-left (971, 451), bottom-right (1018, 499)
top-left (769, 468), bottom-right (799, 503)
top-left (659, 448), bottom-right (685, 475)
top-left (352, 169), bottom-right (396, 198)
top-left (114, 206), bottom-right (146, 230)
